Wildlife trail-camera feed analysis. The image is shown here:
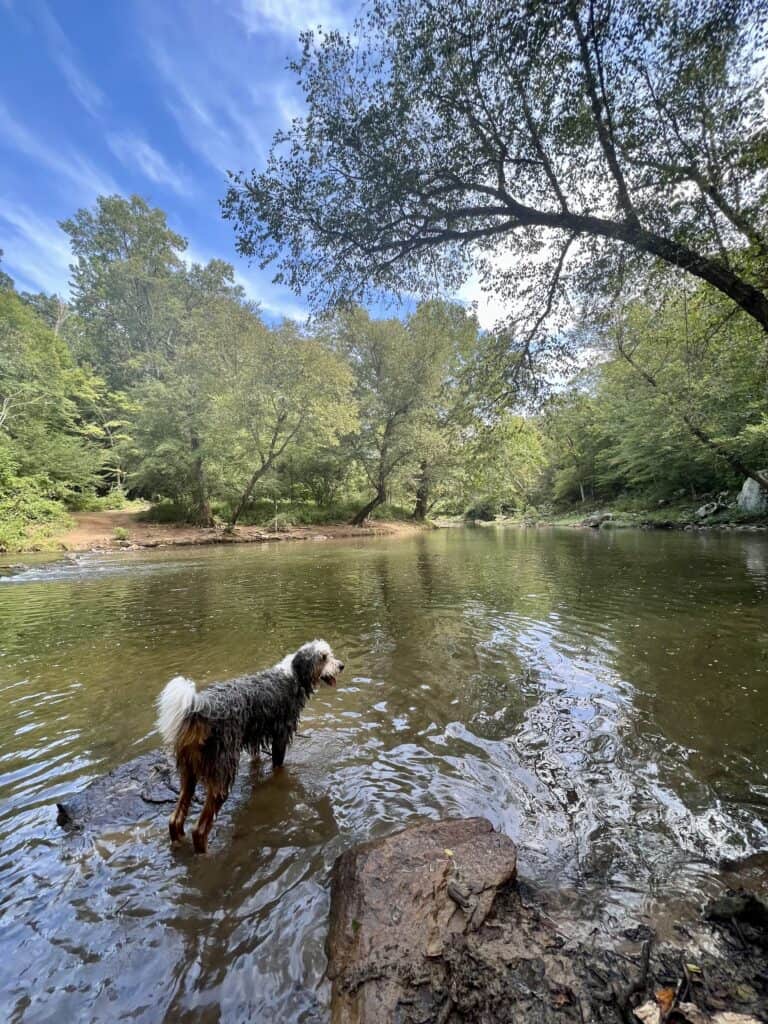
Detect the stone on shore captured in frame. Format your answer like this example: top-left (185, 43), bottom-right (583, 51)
top-left (737, 476), bottom-right (768, 514)
top-left (581, 511), bottom-right (612, 528)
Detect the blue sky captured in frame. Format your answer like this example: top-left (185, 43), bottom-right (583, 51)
top-left (0, 0), bottom-right (359, 321)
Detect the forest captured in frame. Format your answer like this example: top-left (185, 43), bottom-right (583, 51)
top-left (2, 0), bottom-right (768, 550)
top-left (1, 190), bottom-right (766, 551)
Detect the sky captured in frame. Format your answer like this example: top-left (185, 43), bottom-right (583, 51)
top-left (0, 0), bottom-right (363, 323)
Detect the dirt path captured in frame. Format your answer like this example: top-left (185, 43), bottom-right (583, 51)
top-left (48, 509), bottom-right (426, 553)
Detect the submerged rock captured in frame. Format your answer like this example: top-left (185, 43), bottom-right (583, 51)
top-left (56, 749), bottom-right (185, 831)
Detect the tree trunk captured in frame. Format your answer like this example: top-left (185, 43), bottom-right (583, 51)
top-left (351, 489), bottom-right (385, 526)
top-left (229, 464), bottom-right (267, 528)
top-left (578, 481), bottom-right (586, 503)
top-left (412, 461), bottom-right (430, 520)
top-left (190, 434), bottom-right (214, 527)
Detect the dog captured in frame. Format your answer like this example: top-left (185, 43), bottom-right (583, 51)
top-left (156, 639), bottom-right (344, 853)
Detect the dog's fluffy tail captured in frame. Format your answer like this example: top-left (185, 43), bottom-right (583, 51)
top-left (156, 675), bottom-right (197, 746)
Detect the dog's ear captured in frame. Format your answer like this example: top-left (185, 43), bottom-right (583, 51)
top-left (292, 646), bottom-right (316, 694)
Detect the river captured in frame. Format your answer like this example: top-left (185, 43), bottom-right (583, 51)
top-left (1, 526), bottom-right (767, 1021)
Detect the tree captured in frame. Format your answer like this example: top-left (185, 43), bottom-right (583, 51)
top-left (0, 288), bottom-right (103, 507)
top-left (61, 195), bottom-right (187, 388)
top-left (608, 287), bottom-right (768, 493)
top-left (207, 320), bottom-right (357, 527)
top-left (0, 250), bottom-right (14, 292)
top-left (329, 304), bottom-right (469, 524)
top-left (542, 389), bottom-right (606, 504)
top-left (223, 0), bottom-right (768, 387)
top-left (541, 283), bottom-right (768, 504)
top-left (404, 300), bottom-right (478, 518)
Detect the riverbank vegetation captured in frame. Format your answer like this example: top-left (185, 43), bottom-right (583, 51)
top-left (1, 191), bottom-right (767, 550)
top-left (2, 0), bottom-right (767, 550)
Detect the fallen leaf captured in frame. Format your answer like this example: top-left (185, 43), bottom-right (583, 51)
top-left (634, 1001), bottom-right (661, 1024)
top-left (670, 1002), bottom-right (709, 1024)
top-left (655, 987), bottom-right (677, 1015)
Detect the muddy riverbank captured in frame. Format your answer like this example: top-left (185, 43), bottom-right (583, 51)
top-left (12, 507), bottom-right (426, 554)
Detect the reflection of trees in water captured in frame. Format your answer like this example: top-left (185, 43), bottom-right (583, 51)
top-left (744, 537), bottom-right (768, 591)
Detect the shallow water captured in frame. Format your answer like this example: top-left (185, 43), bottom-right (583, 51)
top-left (1, 526), bottom-right (767, 1021)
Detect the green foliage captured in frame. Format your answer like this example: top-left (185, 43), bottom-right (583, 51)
top-left (464, 497), bottom-right (499, 522)
top-left (542, 282), bottom-right (768, 507)
top-left (224, 0), bottom-right (768, 371)
top-left (3, 189), bottom-right (767, 550)
top-left (0, 440), bottom-right (71, 549)
top-left (0, 287), bottom-right (104, 545)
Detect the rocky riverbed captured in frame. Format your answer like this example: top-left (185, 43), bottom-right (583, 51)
top-left (56, 752), bottom-right (768, 1024)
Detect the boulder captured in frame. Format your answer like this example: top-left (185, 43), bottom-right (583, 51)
top-left (56, 749), bottom-right (185, 831)
top-left (737, 476), bottom-right (768, 514)
top-left (695, 501), bottom-right (722, 519)
top-left (327, 817), bottom-right (518, 1023)
top-left (581, 511), bottom-right (612, 528)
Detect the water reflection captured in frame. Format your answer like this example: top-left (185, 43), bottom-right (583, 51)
top-left (0, 527), bottom-right (766, 1021)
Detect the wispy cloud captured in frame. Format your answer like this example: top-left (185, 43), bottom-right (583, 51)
top-left (150, 40), bottom-right (268, 176)
top-left (33, 1), bottom-right (105, 117)
top-left (107, 131), bottom-right (194, 197)
top-left (236, 0), bottom-right (349, 35)
top-left (0, 200), bottom-right (71, 295)
top-left (0, 102), bottom-right (118, 199)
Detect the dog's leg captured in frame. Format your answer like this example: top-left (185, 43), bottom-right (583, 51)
top-left (192, 785), bottom-right (226, 854)
top-left (271, 734), bottom-right (287, 769)
top-left (169, 765), bottom-right (197, 842)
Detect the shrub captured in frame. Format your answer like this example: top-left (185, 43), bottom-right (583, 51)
top-left (464, 497), bottom-right (499, 521)
top-left (139, 500), bottom-right (189, 524)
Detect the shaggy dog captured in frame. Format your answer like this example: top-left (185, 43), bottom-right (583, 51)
top-left (156, 639), bottom-right (344, 853)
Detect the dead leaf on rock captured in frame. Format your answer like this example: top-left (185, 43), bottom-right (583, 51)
top-left (634, 1001), bottom-right (661, 1024)
top-left (655, 987), bottom-right (677, 1015)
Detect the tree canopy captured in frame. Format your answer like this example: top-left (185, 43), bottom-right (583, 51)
top-left (223, 0), bottom-right (768, 385)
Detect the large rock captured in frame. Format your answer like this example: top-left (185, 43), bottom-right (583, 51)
top-left (327, 817), bottom-right (518, 1023)
top-left (581, 511), bottom-right (612, 528)
top-left (325, 819), bottom-right (768, 1023)
top-left (56, 749), bottom-right (186, 831)
top-left (737, 476), bottom-right (768, 514)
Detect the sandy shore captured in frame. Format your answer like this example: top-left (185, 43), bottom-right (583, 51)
top-left (40, 509), bottom-right (426, 553)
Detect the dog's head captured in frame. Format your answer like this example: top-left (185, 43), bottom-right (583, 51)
top-left (292, 639), bottom-right (344, 694)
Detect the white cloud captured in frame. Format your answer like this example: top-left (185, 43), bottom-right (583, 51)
top-left (107, 131), bottom-right (194, 197)
top-left (150, 41), bottom-right (267, 176)
top-left (0, 102), bottom-right (118, 199)
top-left (236, 0), bottom-right (349, 36)
top-left (33, 1), bottom-right (105, 117)
top-left (0, 201), bottom-right (71, 295)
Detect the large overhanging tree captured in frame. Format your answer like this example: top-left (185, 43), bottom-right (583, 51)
top-left (222, 0), bottom-right (768, 383)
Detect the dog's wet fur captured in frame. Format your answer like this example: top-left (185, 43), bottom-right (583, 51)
top-left (156, 639), bottom-right (343, 852)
